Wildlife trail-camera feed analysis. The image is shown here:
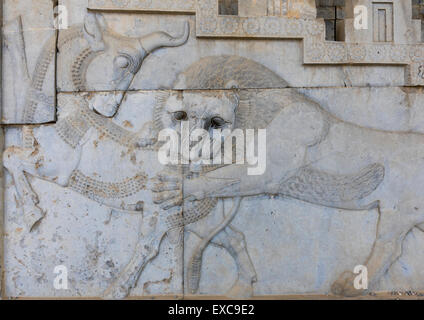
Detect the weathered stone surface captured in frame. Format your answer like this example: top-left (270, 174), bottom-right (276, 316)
top-left (4, 0), bottom-right (424, 300)
top-left (0, 127), bottom-right (4, 299)
top-left (185, 197), bottom-right (378, 296)
top-left (219, 0), bottom-right (238, 16)
top-left (57, 13), bottom-right (405, 91)
top-left (0, 0), bottom-right (3, 300)
top-left (88, 0), bottom-right (196, 13)
top-left (344, 0), bottom-right (421, 44)
top-left (2, 0), bottom-right (56, 124)
top-left (162, 85), bottom-right (424, 298)
top-left (4, 91), bottom-right (184, 298)
top-left (299, 87), bottom-right (424, 133)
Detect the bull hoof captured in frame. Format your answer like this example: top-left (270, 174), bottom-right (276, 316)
top-left (103, 282), bottom-right (130, 300)
top-left (225, 278), bottom-right (254, 299)
top-left (331, 271), bottom-right (366, 297)
top-left (23, 204), bottom-right (45, 231)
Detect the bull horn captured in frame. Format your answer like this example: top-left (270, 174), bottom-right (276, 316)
top-left (140, 21), bottom-right (190, 53)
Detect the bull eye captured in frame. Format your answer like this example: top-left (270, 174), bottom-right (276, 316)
top-left (210, 117), bottom-right (226, 129)
top-left (173, 111), bottom-right (188, 121)
top-left (115, 56), bottom-right (130, 69)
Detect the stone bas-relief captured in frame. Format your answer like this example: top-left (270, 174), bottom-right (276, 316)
top-left (4, 12), bottom-right (190, 229)
top-left (4, 91), bottom-right (186, 298)
top-left (2, 0), bottom-right (56, 124)
top-left (153, 56), bottom-right (424, 297)
top-left (3, 12), bottom-right (190, 298)
top-left (58, 6), bottom-right (407, 91)
top-left (4, 0), bottom-right (424, 299)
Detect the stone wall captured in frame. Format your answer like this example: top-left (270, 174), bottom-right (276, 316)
top-left (0, 0), bottom-right (4, 299)
top-left (219, 0), bottom-right (238, 15)
top-left (2, 0), bottom-right (424, 299)
top-left (316, 0), bottom-right (345, 40)
top-left (412, 0), bottom-right (424, 41)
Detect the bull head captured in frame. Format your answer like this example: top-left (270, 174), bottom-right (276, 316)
top-left (82, 13), bottom-right (190, 117)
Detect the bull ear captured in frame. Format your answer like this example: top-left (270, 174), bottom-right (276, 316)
top-left (83, 13), bottom-right (106, 52)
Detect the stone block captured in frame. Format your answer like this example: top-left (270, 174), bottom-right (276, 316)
top-left (317, 7), bottom-right (336, 19)
top-left (219, 0), bottom-right (238, 16)
top-left (324, 19), bottom-right (335, 40)
top-left (239, 0), bottom-right (268, 17)
top-left (4, 0), bottom-right (424, 300)
top-left (2, 0), bottom-right (56, 124)
top-left (3, 91), bottom-right (185, 298)
top-left (57, 12), bottom-right (404, 91)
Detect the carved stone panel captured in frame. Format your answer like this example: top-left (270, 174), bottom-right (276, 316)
top-left (88, 0), bottom-right (196, 13)
top-left (4, 0), bottom-right (424, 300)
top-left (57, 12), bottom-right (406, 91)
top-left (2, 0), bottom-right (56, 124)
top-left (4, 91), bottom-right (185, 298)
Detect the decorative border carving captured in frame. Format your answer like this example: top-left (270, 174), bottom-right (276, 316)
top-left (196, 0), bottom-right (324, 38)
top-left (88, 0), bottom-right (196, 13)
top-left (88, 0), bottom-right (424, 85)
top-left (194, 0), bottom-right (424, 85)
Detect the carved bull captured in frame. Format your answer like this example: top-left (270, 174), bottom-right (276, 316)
top-left (3, 13), bottom-right (190, 229)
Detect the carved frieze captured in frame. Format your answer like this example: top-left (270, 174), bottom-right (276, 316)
top-left (88, 0), bottom-right (196, 13)
top-left (4, 0), bottom-right (424, 300)
top-left (2, 0), bottom-right (56, 124)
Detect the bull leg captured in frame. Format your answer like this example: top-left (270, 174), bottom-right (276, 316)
top-left (3, 145), bottom-right (45, 229)
top-left (103, 213), bottom-right (169, 299)
top-left (416, 222), bottom-right (424, 233)
top-left (331, 206), bottom-right (414, 297)
top-left (3, 126), bottom-right (87, 230)
top-left (212, 225), bottom-right (257, 299)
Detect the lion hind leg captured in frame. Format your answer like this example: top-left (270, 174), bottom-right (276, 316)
top-left (331, 205), bottom-right (416, 296)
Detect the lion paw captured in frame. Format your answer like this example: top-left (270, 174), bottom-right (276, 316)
top-left (331, 271), bottom-right (366, 297)
top-left (225, 278), bottom-right (254, 299)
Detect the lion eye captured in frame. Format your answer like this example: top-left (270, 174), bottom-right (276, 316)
top-left (115, 56), bottom-right (130, 69)
top-left (211, 117), bottom-right (226, 128)
top-left (173, 111), bottom-right (187, 121)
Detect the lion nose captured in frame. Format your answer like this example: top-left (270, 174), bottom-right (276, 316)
top-left (188, 118), bottom-right (207, 131)
top-left (188, 119), bottom-right (208, 148)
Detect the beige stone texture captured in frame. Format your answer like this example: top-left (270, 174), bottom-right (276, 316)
top-left (2, 0), bottom-right (56, 124)
top-left (4, 0), bottom-right (424, 300)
